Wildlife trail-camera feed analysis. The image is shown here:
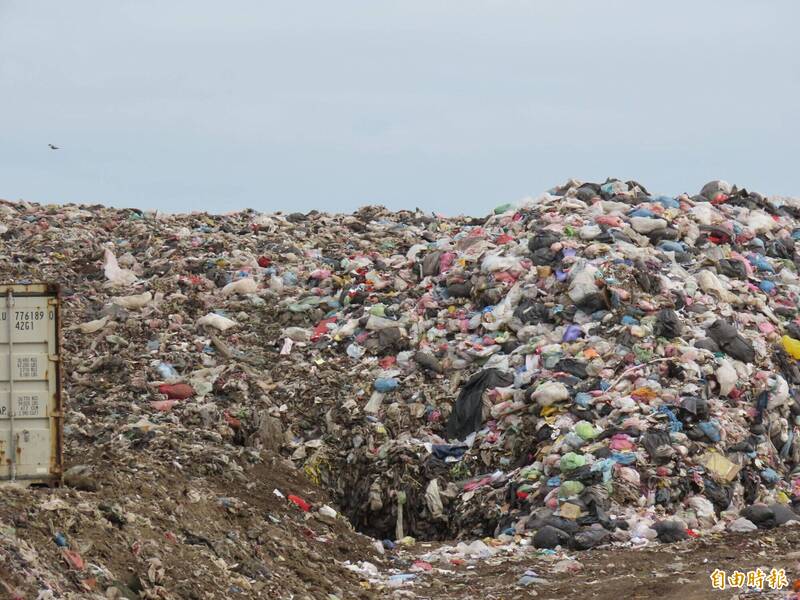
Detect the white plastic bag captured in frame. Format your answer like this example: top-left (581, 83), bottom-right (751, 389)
top-left (104, 248), bottom-right (137, 286)
top-left (112, 291), bottom-right (152, 310)
top-left (197, 313), bottom-right (237, 331)
top-left (716, 359), bottom-right (737, 395)
top-left (568, 261), bottom-right (599, 304)
top-left (222, 278), bottom-right (258, 296)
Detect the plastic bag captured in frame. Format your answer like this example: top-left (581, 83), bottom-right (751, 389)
top-left (197, 313), bottom-right (237, 331)
top-left (104, 248), bottom-right (137, 286)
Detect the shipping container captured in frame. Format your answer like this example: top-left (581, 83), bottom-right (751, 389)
top-left (0, 283), bottom-right (62, 485)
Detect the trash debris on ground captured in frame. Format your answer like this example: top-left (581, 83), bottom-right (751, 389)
top-left (5, 177), bottom-right (800, 597)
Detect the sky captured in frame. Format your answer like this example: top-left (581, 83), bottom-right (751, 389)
top-left (1, 1), bottom-right (799, 216)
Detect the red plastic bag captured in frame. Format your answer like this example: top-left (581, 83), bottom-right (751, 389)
top-left (224, 411), bottom-right (241, 430)
top-left (311, 318), bottom-right (337, 342)
top-left (158, 383), bottom-right (194, 400)
top-left (288, 494), bottom-right (311, 512)
top-left (63, 549), bottom-right (85, 571)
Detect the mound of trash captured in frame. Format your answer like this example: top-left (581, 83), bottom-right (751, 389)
top-left (280, 178), bottom-right (800, 548)
top-left (4, 177), bottom-right (800, 596)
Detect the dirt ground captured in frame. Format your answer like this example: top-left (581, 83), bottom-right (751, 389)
top-left (4, 454), bottom-right (800, 600)
top-left (388, 528), bottom-right (800, 600)
top-left (0, 454), bottom-right (384, 599)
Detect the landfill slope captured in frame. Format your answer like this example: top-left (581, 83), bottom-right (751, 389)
top-left (1, 456), bottom-right (381, 598)
top-left (3, 178), bottom-right (800, 598)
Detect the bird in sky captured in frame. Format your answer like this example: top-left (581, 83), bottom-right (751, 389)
top-left (48, 144), bottom-right (59, 150)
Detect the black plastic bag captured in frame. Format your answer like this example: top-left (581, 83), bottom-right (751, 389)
top-left (446, 369), bottom-right (514, 440)
top-left (707, 319), bottom-right (755, 363)
top-left (654, 309), bottom-right (683, 339)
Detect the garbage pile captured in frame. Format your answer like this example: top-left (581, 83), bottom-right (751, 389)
top-left (276, 178), bottom-right (800, 547)
top-left (3, 177), bottom-right (800, 595)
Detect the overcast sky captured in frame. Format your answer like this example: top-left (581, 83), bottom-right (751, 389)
top-left (1, 1), bottom-right (799, 215)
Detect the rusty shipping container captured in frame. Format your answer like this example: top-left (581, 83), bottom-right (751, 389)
top-left (0, 283), bottom-right (62, 485)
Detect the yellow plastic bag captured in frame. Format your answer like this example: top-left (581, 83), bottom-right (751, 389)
top-left (782, 335), bottom-right (800, 359)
